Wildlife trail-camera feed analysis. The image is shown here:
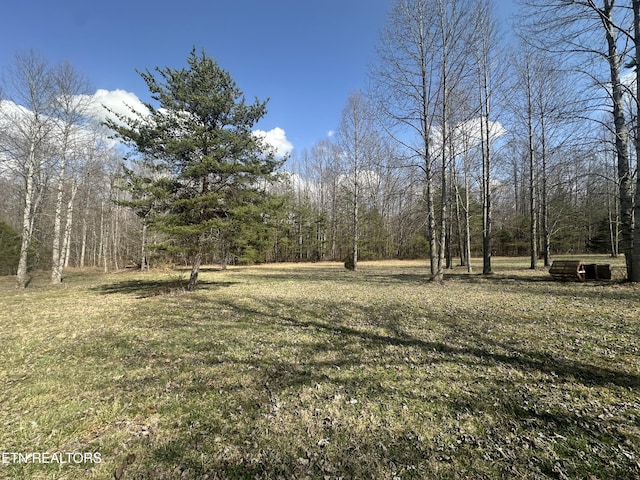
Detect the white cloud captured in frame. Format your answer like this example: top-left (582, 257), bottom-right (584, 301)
top-left (2, 90), bottom-right (148, 128)
top-left (84, 93), bottom-right (295, 160)
top-left (336, 169), bottom-right (381, 192)
top-left (3, 91), bottom-right (294, 162)
top-left (82, 89), bottom-right (149, 124)
top-left (430, 117), bottom-right (505, 156)
top-left (0, 99), bottom-right (107, 167)
top-left (285, 172), bottom-right (311, 192)
top-left (0, 99), bottom-right (30, 124)
top-left (253, 127), bottom-right (293, 158)
top-left (327, 130), bottom-right (335, 137)
top-left (457, 117), bottom-right (506, 144)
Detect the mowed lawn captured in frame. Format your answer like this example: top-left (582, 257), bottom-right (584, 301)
top-left (1, 257), bottom-right (639, 479)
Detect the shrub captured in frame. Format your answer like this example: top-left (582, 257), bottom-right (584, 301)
top-left (0, 222), bottom-right (21, 275)
top-left (344, 253), bottom-right (355, 270)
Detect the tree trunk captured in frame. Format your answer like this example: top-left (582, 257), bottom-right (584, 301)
top-left (481, 114), bottom-right (492, 275)
top-left (352, 173), bottom-right (359, 271)
top-left (330, 180), bottom-right (338, 261)
top-left (446, 129), bottom-right (455, 270)
top-left (141, 219), bottom-right (149, 270)
top-left (603, 3), bottom-right (633, 279)
top-left (540, 111), bottom-right (550, 267)
top-left (631, 0), bottom-right (640, 282)
top-left (426, 178), bottom-right (437, 277)
top-left (99, 201), bottom-right (108, 272)
top-left (16, 143), bottom-right (37, 288)
top-left (435, 128), bottom-right (447, 281)
top-left (454, 182), bottom-right (465, 267)
top-left (187, 250), bottom-right (202, 291)
top-left (51, 153), bottom-right (67, 283)
top-left (61, 181), bottom-right (78, 268)
top-left (111, 189), bottom-right (120, 271)
top-left (464, 150), bottom-right (472, 273)
top-left (479, 59), bottom-right (493, 275)
top-left (607, 185), bottom-right (618, 257)
top-left (421, 36), bottom-right (437, 279)
top-left (80, 186), bottom-right (90, 268)
top-left (513, 160), bottom-right (520, 217)
top-left (80, 217), bottom-right (87, 268)
top-left (434, 38), bottom-right (449, 282)
top-left (528, 113), bottom-right (538, 270)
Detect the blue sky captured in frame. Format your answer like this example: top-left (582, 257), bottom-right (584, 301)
top-left (1, 0), bottom-right (518, 155)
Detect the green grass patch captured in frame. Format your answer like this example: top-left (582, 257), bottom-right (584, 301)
top-left (1, 257), bottom-right (639, 479)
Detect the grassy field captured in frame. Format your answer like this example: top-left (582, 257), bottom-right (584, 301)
top-left (0, 256), bottom-right (639, 479)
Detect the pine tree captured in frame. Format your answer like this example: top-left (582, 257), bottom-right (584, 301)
top-left (106, 49), bottom-right (281, 290)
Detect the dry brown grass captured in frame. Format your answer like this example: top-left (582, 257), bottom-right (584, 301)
top-left (0, 256), bottom-right (639, 479)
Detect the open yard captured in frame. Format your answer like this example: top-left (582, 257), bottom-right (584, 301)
top-left (1, 257), bottom-right (639, 479)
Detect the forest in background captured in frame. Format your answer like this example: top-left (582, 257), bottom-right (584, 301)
top-left (0, 0), bottom-right (637, 282)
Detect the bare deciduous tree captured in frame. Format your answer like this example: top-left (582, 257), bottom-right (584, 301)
top-left (336, 91), bottom-right (381, 271)
top-left (630, 0), bottom-right (640, 281)
top-left (0, 51), bottom-right (56, 288)
top-left (50, 61), bottom-right (93, 283)
top-left (372, 0), bottom-right (482, 280)
top-left (518, 0), bottom-right (636, 279)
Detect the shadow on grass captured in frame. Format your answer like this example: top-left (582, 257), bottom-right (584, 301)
top-left (244, 266), bottom-right (639, 302)
top-left (174, 266), bottom-right (227, 273)
top-left (443, 272), bottom-right (552, 283)
top-left (370, 268), bottom-right (638, 302)
top-left (125, 292), bottom-right (639, 478)
top-left (91, 278), bottom-right (236, 298)
top-left (74, 269), bottom-right (640, 479)
top-left (219, 296), bottom-right (640, 390)
top-left (377, 272), bottom-right (554, 285)
top-left (489, 276), bottom-right (640, 302)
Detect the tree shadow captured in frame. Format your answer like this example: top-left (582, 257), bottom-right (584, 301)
top-left (218, 296), bottom-right (640, 390)
top-left (128, 292), bottom-right (640, 478)
top-left (74, 269), bottom-right (640, 478)
top-left (91, 278), bottom-right (236, 298)
top-left (443, 271), bottom-right (552, 284)
top-left (374, 270), bottom-right (638, 302)
top-left (174, 266), bottom-right (227, 273)
top-left (491, 276), bottom-right (640, 302)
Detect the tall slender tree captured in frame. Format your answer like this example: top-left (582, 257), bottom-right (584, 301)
top-left (631, 0), bottom-right (640, 281)
top-left (519, 0), bottom-right (635, 279)
top-left (50, 61), bottom-right (93, 283)
top-left (336, 91), bottom-right (380, 271)
top-left (0, 51), bottom-right (56, 288)
top-left (372, 0), bottom-right (439, 277)
top-left (472, 0), bottom-right (503, 275)
top-left (372, 0), bottom-right (479, 280)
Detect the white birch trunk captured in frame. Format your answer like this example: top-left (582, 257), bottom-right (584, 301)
top-left (62, 180), bottom-right (78, 268)
top-left (16, 142), bottom-right (37, 288)
top-left (51, 152), bottom-right (67, 283)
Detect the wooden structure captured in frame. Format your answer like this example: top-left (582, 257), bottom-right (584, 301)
top-left (586, 263), bottom-right (612, 280)
top-left (549, 260), bottom-right (586, 281)
top-left (549, 260), bottom-right (611, 282)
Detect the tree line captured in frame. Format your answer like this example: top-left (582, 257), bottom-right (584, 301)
top-left (277, 0), bottom-right (635, 280)
top-left (1, 0), bottom-right (639, 288)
